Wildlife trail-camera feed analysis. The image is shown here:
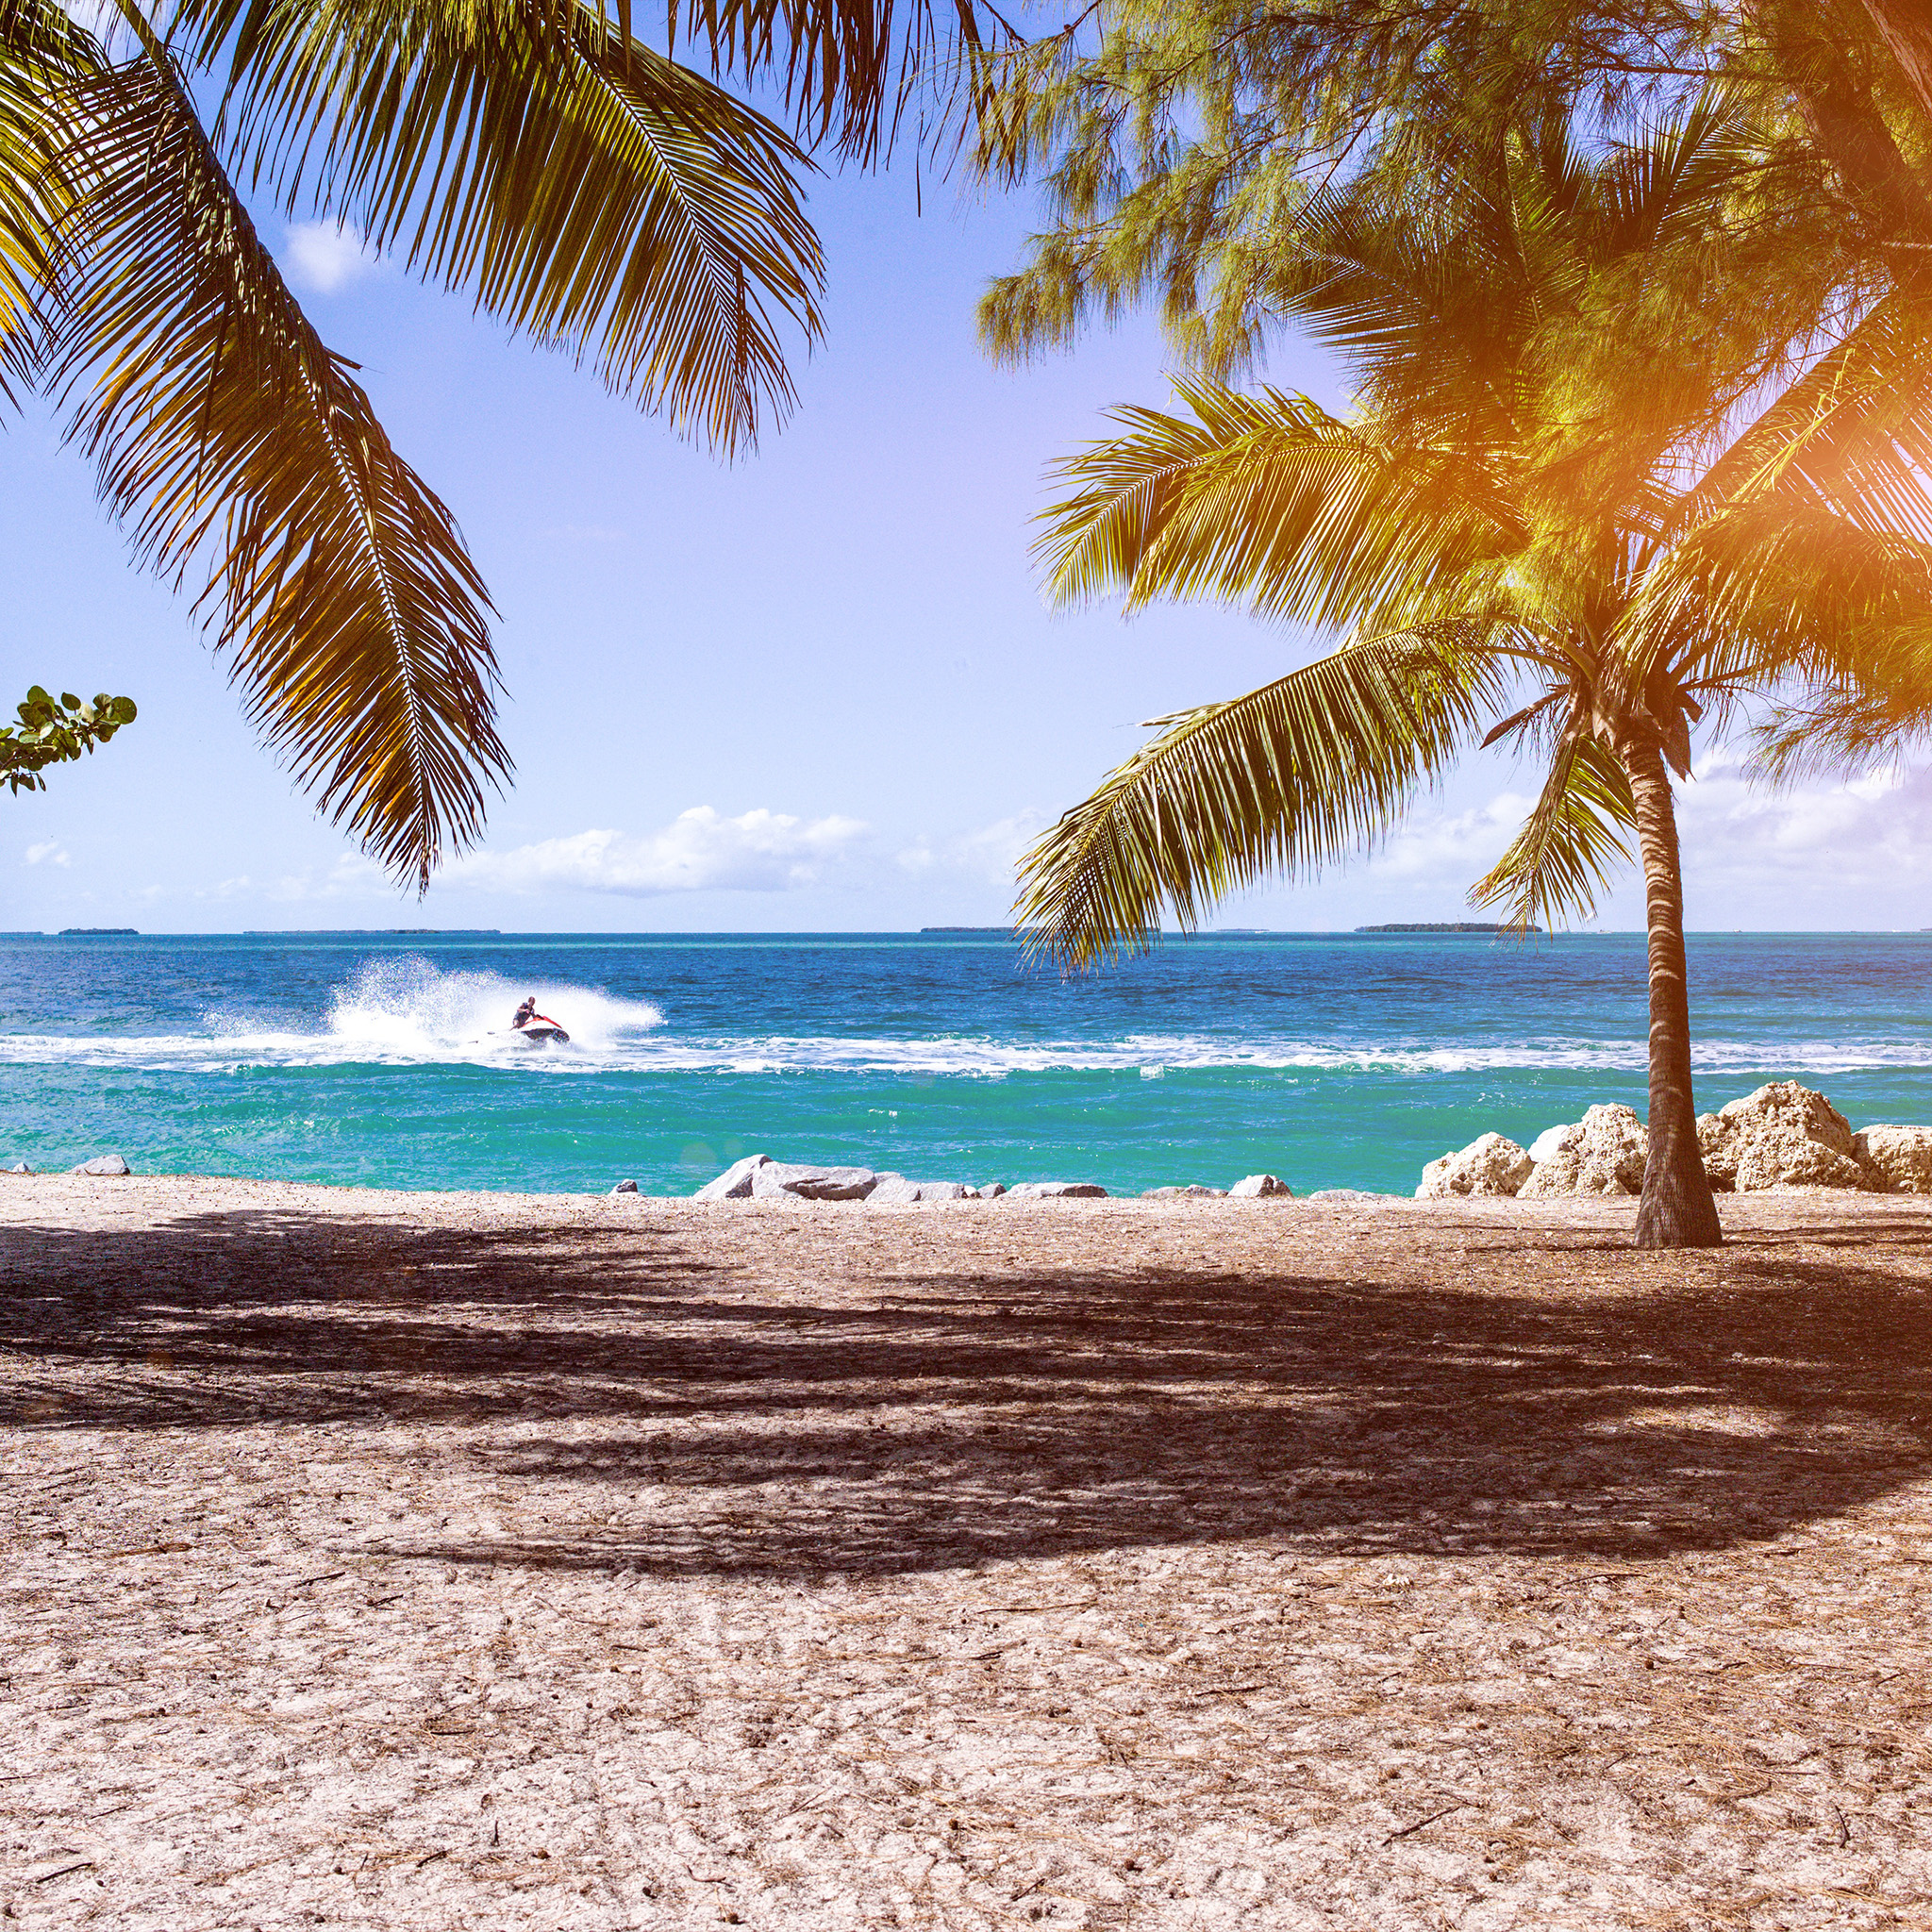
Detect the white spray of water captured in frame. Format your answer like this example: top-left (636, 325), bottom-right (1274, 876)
top-left (323, 956), bottom-right (662, 1058)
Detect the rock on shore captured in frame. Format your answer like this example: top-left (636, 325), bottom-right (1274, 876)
top-left (1416, 1134), bottom-right (1532, 1199)
top-left (1419, 1080), bottom-right (1932, 1198)
top-left (691, 1159), bottom-right (1303, 1205)
top-left (1696, 1081), bottom-right (1870, 1192)
top-left (868, 1177), bottom-right (972, 1204)
top-left (1853, 1124), bottom-right (1932, 1194)
top-left (694, 1156), bottom-right (883, 1202)
top-left (1518, 1105), bottom-right (1647, 1197)
top-left (1229, 1174), bottom-right (1292, 1199)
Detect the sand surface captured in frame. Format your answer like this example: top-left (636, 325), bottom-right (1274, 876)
top-left (4, 1177), bottom-right (1932, 1929)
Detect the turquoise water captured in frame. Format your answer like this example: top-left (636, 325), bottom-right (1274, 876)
top-left (3, 931), bottom-right (1931, 1195)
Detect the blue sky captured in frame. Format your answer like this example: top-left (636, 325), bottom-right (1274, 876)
top-left (5, 127), bottom-right (1929, 933)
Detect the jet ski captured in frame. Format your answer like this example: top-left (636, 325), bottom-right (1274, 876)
top-left (506, 1004), bottom-right (570, 1044)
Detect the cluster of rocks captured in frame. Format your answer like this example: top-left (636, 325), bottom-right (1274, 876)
top-left (667, 1155), bottom-right (1299, 1204)
top-left (2, 1154), bottom-right (130, 1176)
top-left (1417, 1081), bottom-right (1932, 1199)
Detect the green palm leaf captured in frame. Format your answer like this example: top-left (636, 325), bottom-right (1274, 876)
top-left (1677, 291), bottom-right (1932, 543)
top-left (1469, 724), bottom-right (1635, 930)
top-left (1620, 491), bottom-right (1932, 702)
top-left (667, 0), bottom-right (984, 163)
top-left (0, 0), bottom-right (88, 399)
top-left (1014, 625), bottom-right (1509, 969)
top-left (1040, 376), bottom-right (1522, 630)
top-left (39, 35), bottom-right (508, 889)
top-left (672, 0), bottom-right (893, 158)
top-left (188, 0), bottom-right (824, 453)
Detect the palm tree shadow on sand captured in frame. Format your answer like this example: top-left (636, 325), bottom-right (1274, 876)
top-left (6, 1206), bottom-right (1932, 1577)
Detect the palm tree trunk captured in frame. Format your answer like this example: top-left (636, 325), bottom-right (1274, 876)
top-left (1859, 0), bottom-right (1932, 125)
top-left (1621, 741), bottom-right (1724, 1249)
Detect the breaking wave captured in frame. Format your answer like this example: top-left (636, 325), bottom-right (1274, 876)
top-left (0, 951), bottom-right (1928, 1078)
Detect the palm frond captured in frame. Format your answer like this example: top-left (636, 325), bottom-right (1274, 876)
top-left (1038, 375), bottom-right (1522, 632)
top-left (188, 0), bottom-right (823, 454)
top-left (39, 39), bottom-right (509, 890)
top-left (668, 0), bottom-right (1009, 164)
top-left (0, 0), bottom-right (91, 399)
top-left (1469, 724), bottom-right (1635, 929)
top-left (1679, 291), bottom-right (1932, 543)
top-left (1013, 625), bottom-right (1510, 969)
top-left (667, 0), bottom-right (919, 162)
top-left (1618, 491), bottom-right (1932, 708)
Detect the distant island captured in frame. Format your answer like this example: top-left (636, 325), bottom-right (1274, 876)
top-left (241, 928), bottom-right (503, 937)
top-left (1356, 922), bottom-right (1540, 934)
top-left (59, 926), bottom-right (138, 936)
top-left (921, 925), bottom-right (1294, 940)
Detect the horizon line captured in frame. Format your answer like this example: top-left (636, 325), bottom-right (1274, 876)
top-left (5, 926), bottom-right (1926, 941)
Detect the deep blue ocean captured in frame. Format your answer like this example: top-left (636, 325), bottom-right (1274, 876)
top-left (3, 931), bottom-right (1930, 1196)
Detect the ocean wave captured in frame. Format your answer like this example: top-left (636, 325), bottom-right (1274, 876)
top-left (3, 1025), bottom-right (1930, 1077)
top-left (0, 953), bottom-right (1924, 1076)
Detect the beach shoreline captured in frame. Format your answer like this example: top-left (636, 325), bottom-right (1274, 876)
top-left (12, 1164), bottom-right (1932, 1207)
top-left (6, 1178), bottom-right (1932, 1927)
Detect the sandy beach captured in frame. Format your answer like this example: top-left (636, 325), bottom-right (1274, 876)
top-left (5, 1177), bottom-right (1932, 1929)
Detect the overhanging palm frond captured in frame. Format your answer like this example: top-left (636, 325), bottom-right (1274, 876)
top-left (1014, 625), bottom-right (1509, 968)
top-left (1469, 725), bottom-right (1635, 929)
top-left (1687, 508), bottom-right (1932, 781)
top-left (1679, 291), bottom-right (1932, 542)
top-left (189, 0), bottom-right (823, 454)
top-left (671, 0), bottom-right (891, 158)
top-left (666, 0), bottom-right (981, 164)
top-left (39, 37), bottom-right (508, 890)
top-left (1619, 489), bottom-right (1932, 712)
top-left (0, 0), bottom-right (88, 398)
top-left (1749, 673), bottom-right (1932, 785)
top-left (1038, 376), bottom-right (1520, 631)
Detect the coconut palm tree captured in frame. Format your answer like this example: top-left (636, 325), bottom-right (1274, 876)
top-left (1014, 102), bottom-right (1932, 1248)
top-left (0, 0), bottom-right (829, 885)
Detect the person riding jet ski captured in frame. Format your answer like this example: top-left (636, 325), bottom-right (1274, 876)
top-left (509, 995), bottom-right (568, 1041)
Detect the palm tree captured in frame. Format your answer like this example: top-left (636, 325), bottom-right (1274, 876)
top-left (1013, 104), bottom-right (1932, 1248)
top-left (0, 0), bottom-right (829, 885)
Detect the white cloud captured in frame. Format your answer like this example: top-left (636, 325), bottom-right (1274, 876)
top-left (1671, 756), bottom-right (1932, 895)
top-left (896, 810), bottom-right (1052, 885)
top-left (1342, 757), bottom-right (1932, 924)
top-left (25, 840), bottom-right (69, 868)
top-left (267, 855), bottom-right (388, 903)
top-left (1365, 791), bottom-right (1533, 884)
top-left (283, 222), bottom-right (375, 295)
top-left (950, 810), bottom-right (1052, 882)
top-left (454, 808), bottom-right (868, 897)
